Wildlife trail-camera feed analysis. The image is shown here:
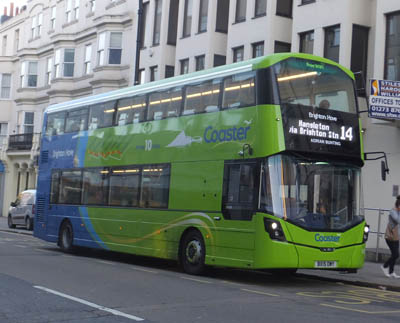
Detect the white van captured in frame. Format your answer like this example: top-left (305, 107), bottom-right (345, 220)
top-left (8, 189), bottom-right (36, 230)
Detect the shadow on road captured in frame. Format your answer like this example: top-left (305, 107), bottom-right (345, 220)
top-left (44, 245), bottom-right (326, 289)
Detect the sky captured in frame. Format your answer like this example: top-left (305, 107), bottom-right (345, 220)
top-left (1, 0), bottom-right (28, 14)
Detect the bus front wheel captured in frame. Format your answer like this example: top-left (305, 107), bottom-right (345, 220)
top-left (59, 221), bottom-right (74, 253)
top-left (180, 230), bottom-right (206, 275)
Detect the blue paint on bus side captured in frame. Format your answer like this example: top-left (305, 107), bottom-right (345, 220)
top-left (76, 131), bottom-right (89, 168)
top-left (34, 131), bottom-right (93, 244)
top-left (79, 207), bottom-right (109, 250)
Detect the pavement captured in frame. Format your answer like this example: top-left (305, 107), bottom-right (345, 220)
top-left (1, 216), bottom-right (400, 292)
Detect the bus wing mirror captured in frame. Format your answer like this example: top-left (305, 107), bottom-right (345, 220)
top-left (364, 151), bottom-right (389, 181)
top-left (353, 71), bottom-right (366, 97)
top-left (381, 160), bottom-right (389, 181)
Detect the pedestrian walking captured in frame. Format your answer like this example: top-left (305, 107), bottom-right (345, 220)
top-left (381, 195), bottom-right (400, 278)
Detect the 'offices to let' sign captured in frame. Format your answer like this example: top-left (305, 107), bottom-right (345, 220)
top-left (369, 79), bottom-right (400, 120)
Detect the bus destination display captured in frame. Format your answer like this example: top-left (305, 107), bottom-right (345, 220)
top-left (281, 105), bottom-right (361, 158)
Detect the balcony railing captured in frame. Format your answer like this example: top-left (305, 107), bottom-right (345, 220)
top-left (8, 133), bottom-right (34, 150)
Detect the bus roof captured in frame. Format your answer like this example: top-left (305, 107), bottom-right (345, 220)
top-left (45, 53), bottom-right (353, 114)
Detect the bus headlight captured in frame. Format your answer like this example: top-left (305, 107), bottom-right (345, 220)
top-left (363, 225), bottom-right (370, 242)
top-left (264, 218), bottom-right (286, 242)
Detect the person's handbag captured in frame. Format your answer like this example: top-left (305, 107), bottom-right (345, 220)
top-left (385, 223), bottom-right (399, 241)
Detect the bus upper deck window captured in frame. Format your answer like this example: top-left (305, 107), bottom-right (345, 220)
top-left (46, 112), bottom-right (66, 136)
top-left (184, 80), bottom-right (220, 115)
top-left (148, 88), bottom-right (182, 121)
top-left (222, 72), bottom-right (255, 109)
top-left (89, 101), bottom-right (116, 129)
top-left (116, 96), bottom-right (147, 125)
top-left (65, 109), bottom-right (88, 133)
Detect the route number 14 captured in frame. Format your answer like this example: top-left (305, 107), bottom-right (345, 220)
top-left (340, 126), bottom-right (353, 141)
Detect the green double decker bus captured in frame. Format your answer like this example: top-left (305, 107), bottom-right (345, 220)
top-left (34, 53), bottom-right (369, 275)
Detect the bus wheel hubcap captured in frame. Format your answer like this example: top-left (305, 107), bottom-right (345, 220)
top-left (186, 240), bottom-right (201, 264)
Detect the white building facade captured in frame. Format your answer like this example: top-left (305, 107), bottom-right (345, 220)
top-left (0, 0), bottom-right (399, 249)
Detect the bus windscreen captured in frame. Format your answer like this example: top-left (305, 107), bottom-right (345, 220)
top-left (274, 58), bottom-right (357, 114)
top-left (260, 155), bottom-right (364, 232)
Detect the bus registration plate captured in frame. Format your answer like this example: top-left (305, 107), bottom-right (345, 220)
top-left (314, 261), bottom-right (337, 268)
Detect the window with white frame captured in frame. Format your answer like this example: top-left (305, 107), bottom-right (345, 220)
top-left (150, 66), bottom-right (158, 82)
top-left (97, 32), bottom-right (122, 66)
top-left (109, 32), bottom-right (122, 64)
top-left (198, 0), bottom-right (208, 33)
top-left (0, 74), bottom-right (11, 99)
top-left (2, 35), bottom-right (7, 56)
top-left (17, 111), bottom-right (34, 134)
top-left (97, 32), bottom-right (106, 65)
top-left (195, 55), bottom-right (205, 71)
top-left (38, 13), bottom-right (43, 36)
top-left (183, 0), bottom-right (192, 37)
top-left (74, 0), bottom-right (80, 20)
top-left (28, 62), bottom-right (38, 87)
top-left (0, 123), bottom-right (8, 135)
top-left (24, 112), bottom-right (34, 134)
top-left (324, 25), bottom-right (340, 63)
top-left (84, 44), bottom-right (92, 74)
top-left (54, 49), bottom-right (61, 78)
top-left (90, 0), bottom-right (96, 13)
top-left (180, 58), bottom-right (189, 74)
top-left (31, 13), bottom-right (43, 38)
top-left (385, 12), bottom-right (400, 80)
top-left (51, 6), bottom-right (56, 30)
top-left (63, 49), bottom-right (75, 77)
top-left (153, 0), bottom-right (162, 45)
top-left (139, 69), bottom-right (145, 84)
top-left (46, 57), bottom-right (53, 85)
top-left (14, 29), bottom-right (19, 53)
top-left (20, 62), bottom-right (26, 87)
top-left (252, 41), bottom-right (264, 58)
top-left (20, 62), bottom-right (38, 88)
top-left (31, 15), bottom-right (37, 38)
top-left (66, 0), bottom-right (73, 23)
top-left (235, 0), bottom-right (246, 22)
top-left (255, 0), bottom-right (266, 17)
top-left (233, 46), bottom-right (244, 62)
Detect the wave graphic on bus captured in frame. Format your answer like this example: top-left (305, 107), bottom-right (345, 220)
top-left (166, 131), bottom-right (202, 148)
top-left (88, 149), bottom-right (123, 160)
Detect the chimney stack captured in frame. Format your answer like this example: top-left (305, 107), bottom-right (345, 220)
top-left (16, 7), bottom-right (19, 15)
top-left (10, 3), bottom-right (14, 17)
top-left (3, 6), bottom-right (7, 16)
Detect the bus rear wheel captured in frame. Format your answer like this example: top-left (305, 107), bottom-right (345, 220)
top-left (59, 221), bottom-right (74, 253)
top-left (180, 230), bottom-right (206, 275)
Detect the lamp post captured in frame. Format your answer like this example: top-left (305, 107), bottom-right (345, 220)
top-left (134, 0), bottom-right (143, 85)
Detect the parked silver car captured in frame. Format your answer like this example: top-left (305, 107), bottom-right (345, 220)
top-left (8, 189), bottom-right (36, 230)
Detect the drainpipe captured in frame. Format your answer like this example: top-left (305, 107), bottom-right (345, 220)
top-left (134, 0), bottom-right (143, 86)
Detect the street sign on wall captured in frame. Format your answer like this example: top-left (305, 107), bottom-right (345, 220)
top-left (369, 79), bottom-right (400, 120)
